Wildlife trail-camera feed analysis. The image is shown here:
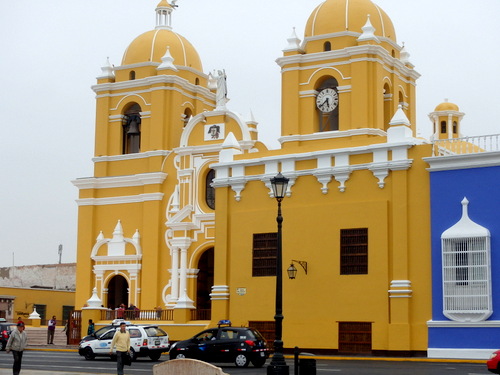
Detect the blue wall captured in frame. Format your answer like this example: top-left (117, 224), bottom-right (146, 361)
top-left (429, 165), bottom-right (500, 348)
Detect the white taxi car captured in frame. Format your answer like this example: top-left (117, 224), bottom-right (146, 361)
top-left (78, 320), bottom-right (169, 361)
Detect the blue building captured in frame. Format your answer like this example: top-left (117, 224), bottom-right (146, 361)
top-left (426, 132), bottom-right (500, 359)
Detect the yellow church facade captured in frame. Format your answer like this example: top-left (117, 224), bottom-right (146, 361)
top-left (73, 0), bottom-right (435, 355)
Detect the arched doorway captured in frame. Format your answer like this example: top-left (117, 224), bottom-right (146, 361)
top-left (196, 248), bottom-right (214, 320)
top-left (107, 275), bottom-right (129, 309)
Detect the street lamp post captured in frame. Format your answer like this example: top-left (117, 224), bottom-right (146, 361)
top-left (268, 172), bottom-right (290, 375)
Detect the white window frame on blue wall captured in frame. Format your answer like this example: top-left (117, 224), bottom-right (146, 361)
top-left (441, 197), bottom-right (492, 322)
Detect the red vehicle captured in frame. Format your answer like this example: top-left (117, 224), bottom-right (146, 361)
top-left (487, 350), bottom-right (500, 373)
top-left (0, 321), bottom-right (17, 351)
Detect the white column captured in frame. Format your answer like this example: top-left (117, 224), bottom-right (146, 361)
top-left (171, 247), bottom-right (180, 302)
top-left (175, 245), bottom-right (194, 308)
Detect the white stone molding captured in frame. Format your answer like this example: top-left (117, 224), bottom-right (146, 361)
top-left (210, 285), bottom-right (230, 301)
top-left (92, 150), bottom-right (170, 163)
top-left (76, 193), bottom-right (163, 206)
top-left (73, 172), bottom-right (167, 190)
top-left (388, 280), bottom-right (412, 298)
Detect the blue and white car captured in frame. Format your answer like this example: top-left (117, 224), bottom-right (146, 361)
top-left (78, 320), bottom-right (169, 361)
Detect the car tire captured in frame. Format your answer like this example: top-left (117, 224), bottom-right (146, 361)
top-left (149, 351), bottom-right (162, 361)
top-left (251, 357), bottom-right (266, 368)
top-left (129, 347), bottom-right (137, 362)
top-left (235, 353), bottom-right (249, 367)
top-left (83, 347), bottom-right (95, 360)
top-left (172, 352), bottom-right (187, 360)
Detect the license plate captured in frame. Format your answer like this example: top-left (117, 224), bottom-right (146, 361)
top-left (260, 352), bottom-right (265, 357)
top-left (155, 340), bottom-right (160, 345)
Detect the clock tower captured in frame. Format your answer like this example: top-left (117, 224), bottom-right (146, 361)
top-left (276, 0), bottom-right (420, 150)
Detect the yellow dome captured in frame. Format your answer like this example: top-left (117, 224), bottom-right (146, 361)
top-left (435, 100), bottom-right (459, 111)
top-left (122, 29), bottom-right (202, 71)
top-left (305, 0), bottom-right (396, 41)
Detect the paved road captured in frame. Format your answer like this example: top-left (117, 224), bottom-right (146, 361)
top-left (0, 350), bottom-right (490, 375)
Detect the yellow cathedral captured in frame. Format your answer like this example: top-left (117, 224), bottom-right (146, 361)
top-left (73, 0), bottom-right (439, 355)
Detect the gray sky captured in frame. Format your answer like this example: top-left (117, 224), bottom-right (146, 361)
top-left (1, 0), bottom-right (499, 267)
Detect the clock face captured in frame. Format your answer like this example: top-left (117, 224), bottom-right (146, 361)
top-left (316, 88), bottom-right (338, 113)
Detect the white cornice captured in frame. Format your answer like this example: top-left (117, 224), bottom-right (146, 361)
top-left (76, 193), bottom-right (164, 206)
top-left (92, 74), bottom-right (215, 102)
top-left (92, 150), bottom-right (171, 163)
top-left (277, 45), bottom-right (420, 82)
top-left (427, 320), bottom-right (500, 328)
top-left (424, 151), bottom-right (500, 171)
top-left (279, 128), bottom-right (386, 144)
top-left (115, 62), bottom-right (206, 77)
top-left (72, 172), bottom-right (167, 190)
top-left (302, 31), bottom-right (400, 51)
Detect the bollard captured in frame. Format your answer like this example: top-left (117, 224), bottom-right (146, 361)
top-left (299, 357), bottom-right (316, 375)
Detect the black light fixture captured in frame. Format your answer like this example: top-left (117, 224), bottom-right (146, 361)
top-left (287, 260), bottom-right (308, 280)
top-left (268, 172), bottom-right (290, 375)
top-left (271, 172), bottom-right (289, 200)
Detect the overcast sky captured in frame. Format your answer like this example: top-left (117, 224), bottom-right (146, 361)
top-left (1, 0), bottom-right (499, 268)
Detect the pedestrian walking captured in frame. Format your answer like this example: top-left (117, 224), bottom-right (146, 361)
top-left (110, 321), bottom-right (130, 375)
top-left (6, 322), bottom-right (28, 375)
top-left (87, 319), bottom-right (95, 335)
top-left (47, 316), bottom-right (56, 344)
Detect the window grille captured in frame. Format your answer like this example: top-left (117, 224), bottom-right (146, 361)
top-left (252, 233), bottom-right (277, 277)
top-left (340, 228), bottom-right (368, 274)
top-left (441, 198), bottom-right (492, 322)
top-left (338, 322), bottom-right (372, 353)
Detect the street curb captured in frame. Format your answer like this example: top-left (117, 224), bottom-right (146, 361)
top-left (23, 347), bottom-right (486, 364)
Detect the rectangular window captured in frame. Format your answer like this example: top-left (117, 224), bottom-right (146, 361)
top-left (252, 233), bottom-right (277, 277)
top-left (338, 322), bottom-right (372, 354)
top-left (340, 228), bottom-right (368, 275)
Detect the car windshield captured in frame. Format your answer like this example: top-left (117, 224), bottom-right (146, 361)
top-left (144, 327), bottom-right (167, 337)
top-left (94, 326), bottom-right (111, 337)
top-left (250, 329), bottom-right (266, 341)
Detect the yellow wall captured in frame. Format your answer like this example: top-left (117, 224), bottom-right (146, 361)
top-left (0, 286), bottom-right (75, 323)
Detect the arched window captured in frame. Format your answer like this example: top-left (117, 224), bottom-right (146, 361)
top-left (453, 121), bottom-right (458, 134)
top-left (324, 41), bottom-right (331, 51)
top-left (316, 77), bottom-right (339, 132)
top-left (206, 169), bottom-right (216, 210)
top-left (183, 108), bottom-right (193, 128)
top-left (383, 83), bottom-right (392, 130)
top-left (122, 103), bottom-right (142, 154)
top-left (195, 78), bottom-right (200, 85)
top-left (440, 121), bottom-right (447, 134)
top-left (129, 71), bottom-right (136, 80)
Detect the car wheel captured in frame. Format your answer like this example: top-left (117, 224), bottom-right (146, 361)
top-left (83, 347), bottom-right (95, 360)
top-left (172, 352), bottom-right (187, 360)
top-left (149, 351), bottom-right (162, 361)
top-left (235, 353), bottom-right (249, 367)
top-left (251, 357), bottom-right (266, 368)
top-left (129, 347), bottom-right (137, 362)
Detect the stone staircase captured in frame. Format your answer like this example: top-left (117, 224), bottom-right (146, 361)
top-left (25, 327), bottom-right (68, 346)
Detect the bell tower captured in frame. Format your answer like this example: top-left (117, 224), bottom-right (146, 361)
top-left (92, 0), bottom-right (215, 177)
top-left (276, 0), bottom-right (420, 150)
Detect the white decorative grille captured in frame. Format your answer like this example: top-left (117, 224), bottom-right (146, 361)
top-left (441, 198), bottom-right (492, 322)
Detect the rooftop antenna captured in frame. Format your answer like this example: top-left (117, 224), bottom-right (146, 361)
top-left (58, 244), bottom-right (63, 264)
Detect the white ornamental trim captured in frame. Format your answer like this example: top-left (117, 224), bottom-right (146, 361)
top-left (92, 150), bottom-right (171, 163)
top-left (424, 151), bottom-right (500, 171)
top-left (76, 193), bottom-right (164, 206)
top-left (72, 172), bottom-right (167, 190)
